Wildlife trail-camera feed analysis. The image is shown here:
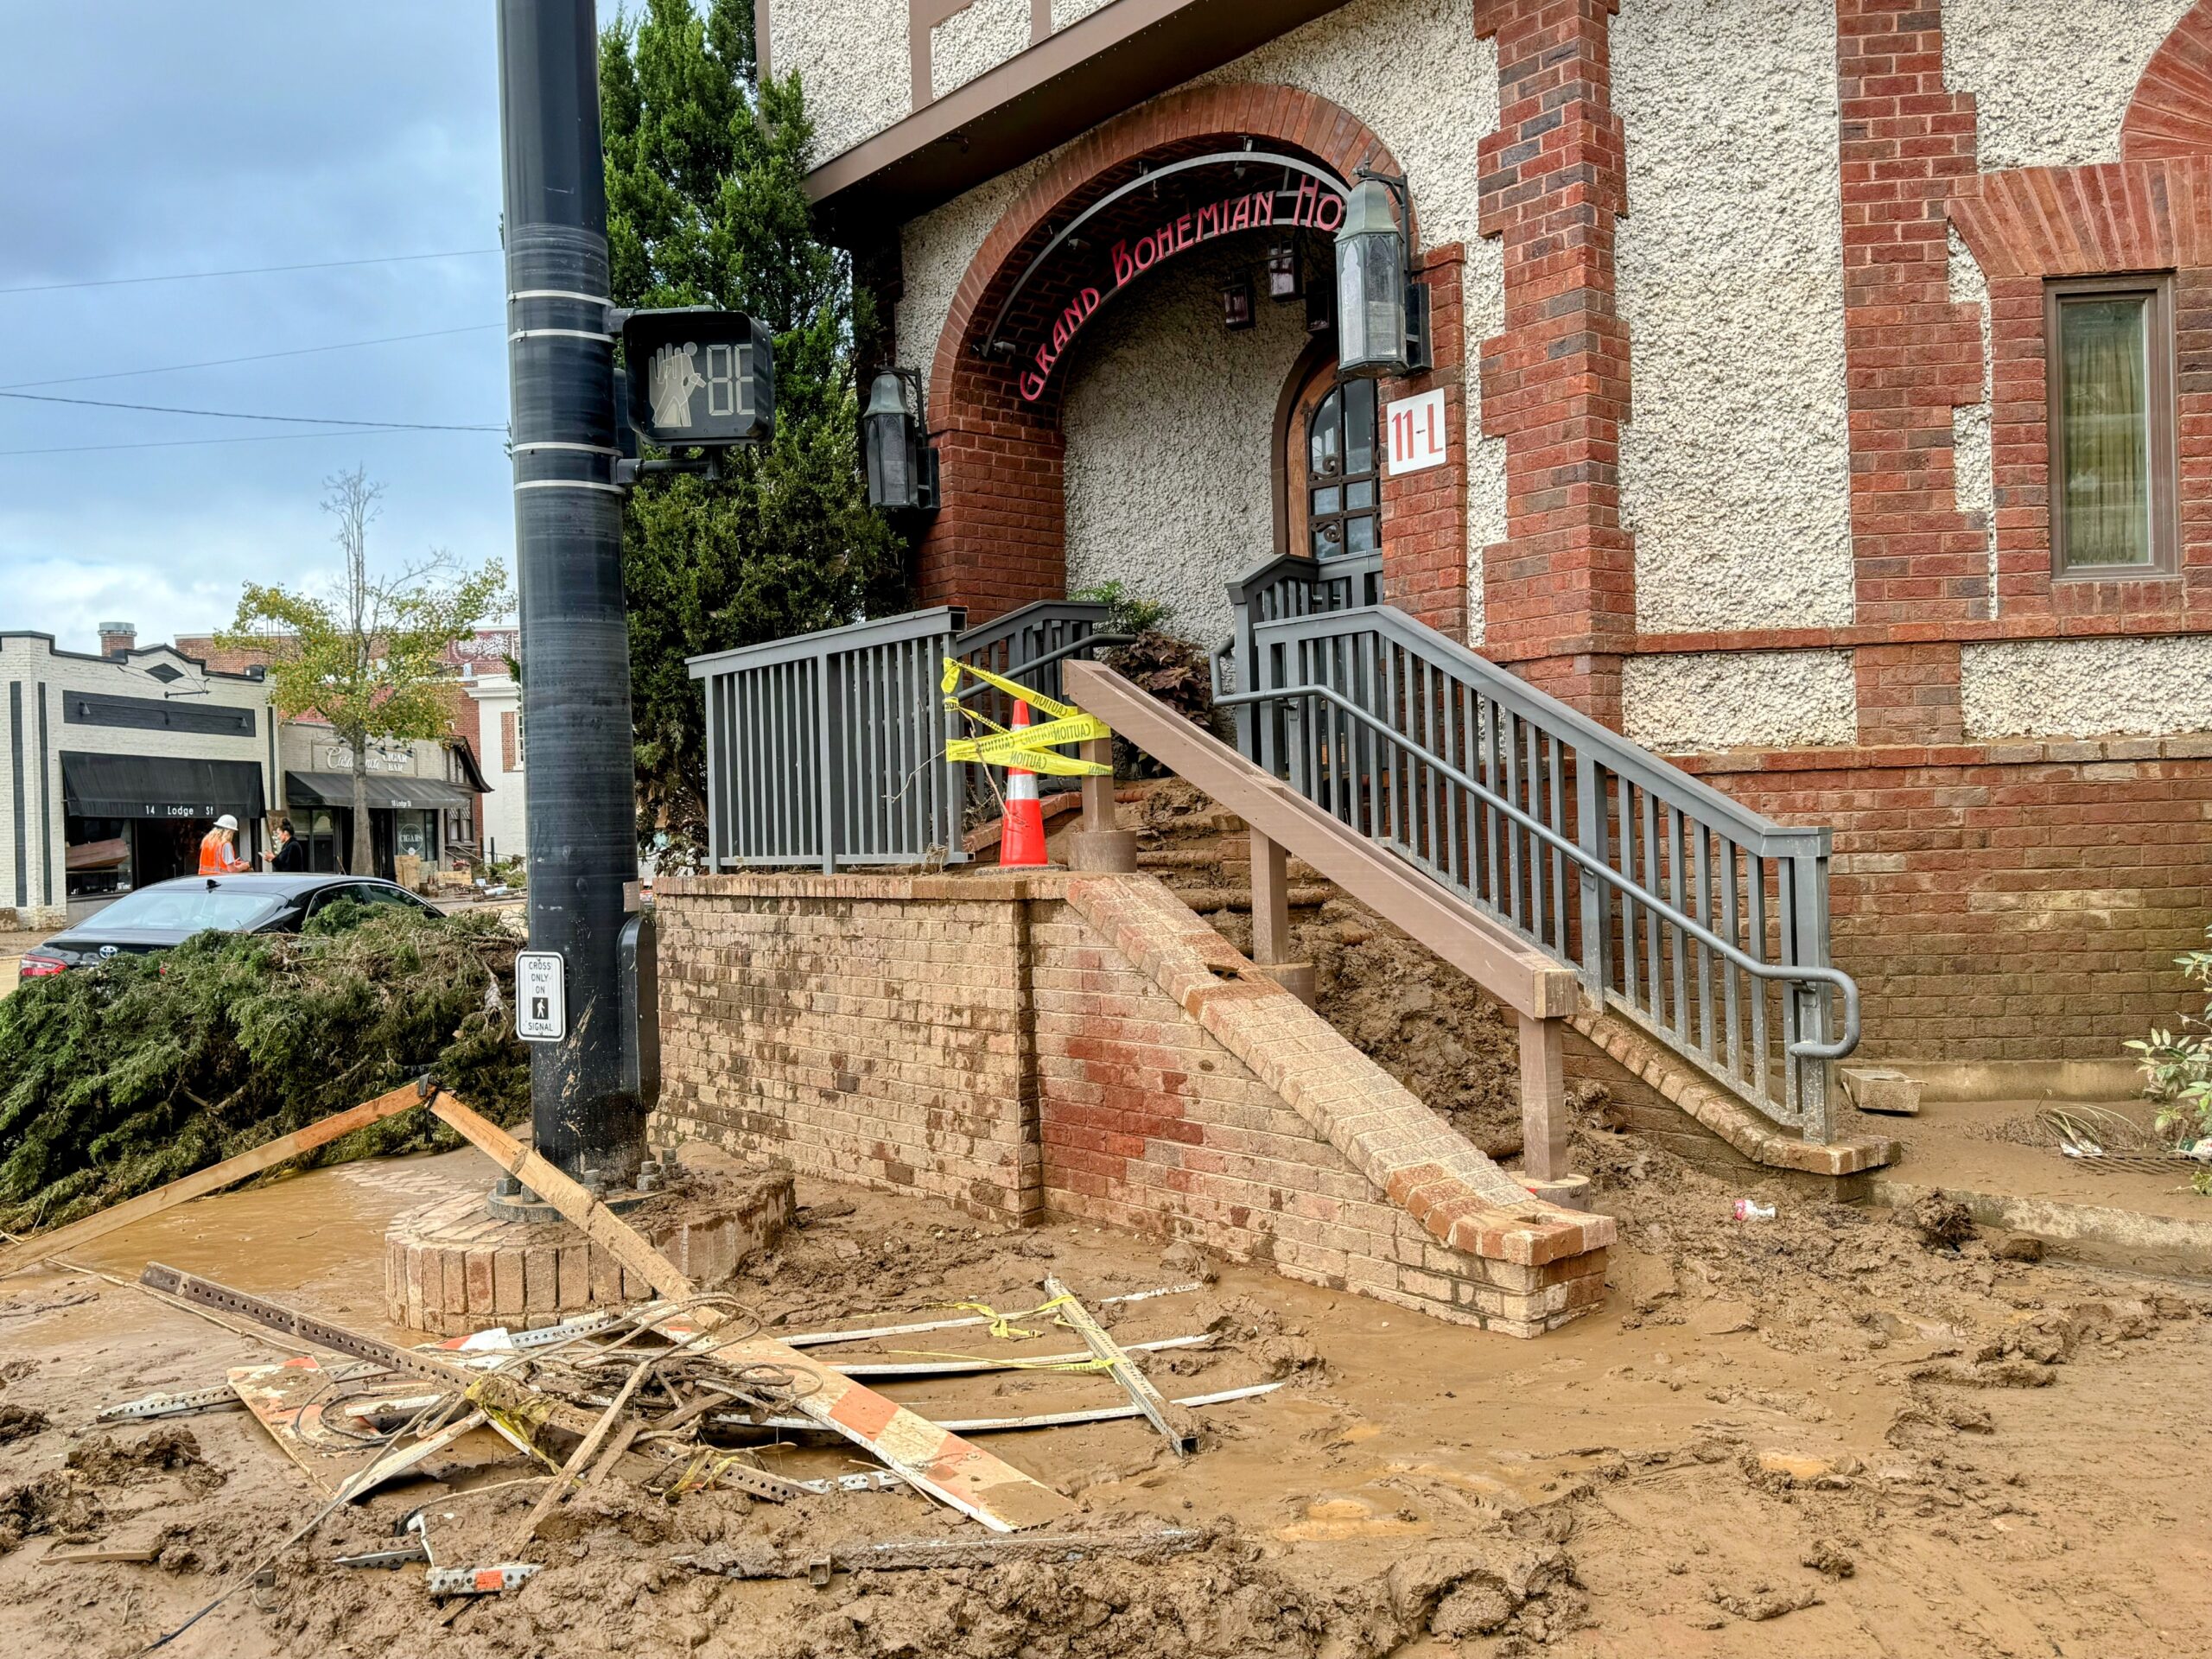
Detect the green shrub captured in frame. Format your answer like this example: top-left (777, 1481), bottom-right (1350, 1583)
top-left (0, 906), bottom-right (529, 1232)
top-left (2124, 927), bottom-right (2212, 1195)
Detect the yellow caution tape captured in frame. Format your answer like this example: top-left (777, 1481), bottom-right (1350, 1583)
top-left (940, 1293), bottom-right (1081, 1342)
top-left (940, 658), bottom-right (1113, 777)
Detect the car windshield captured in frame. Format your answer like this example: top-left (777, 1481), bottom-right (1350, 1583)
top-left (88, 884), bottom-right (289, 933)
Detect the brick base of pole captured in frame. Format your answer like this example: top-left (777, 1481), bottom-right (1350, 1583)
top-left (384, 1166), bottom-right (793, 1336)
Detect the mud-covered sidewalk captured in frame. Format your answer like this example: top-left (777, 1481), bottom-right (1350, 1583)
top-left (0, 1122), bottom-right (2207, 1659)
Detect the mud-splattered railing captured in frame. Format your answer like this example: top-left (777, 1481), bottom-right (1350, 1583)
top-left (1224, 603), bottom-right (1857, 1141)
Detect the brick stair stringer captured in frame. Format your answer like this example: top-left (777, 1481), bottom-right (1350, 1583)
top-left (1567, 999), bottom-right (1899, 1179)
top-left (1061, 874), bottom-right (1616, 1280)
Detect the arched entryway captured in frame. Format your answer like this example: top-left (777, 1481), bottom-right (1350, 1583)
top-left (915, 82), bottom-right (1430, 629)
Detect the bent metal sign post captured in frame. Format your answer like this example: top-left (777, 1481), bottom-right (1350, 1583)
top-left (1016, 175), bottom-right (1347, 404)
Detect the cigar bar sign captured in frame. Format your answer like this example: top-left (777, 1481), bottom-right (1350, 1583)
top-left (1016, 175), bottom-right (1347, 403)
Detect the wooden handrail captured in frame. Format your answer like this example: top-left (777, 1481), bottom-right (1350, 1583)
top-left (1065, 659), bottom-right (1576, 1021)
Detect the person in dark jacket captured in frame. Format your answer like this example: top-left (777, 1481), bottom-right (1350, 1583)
top-left (264, 817), bottom-right (309, 873)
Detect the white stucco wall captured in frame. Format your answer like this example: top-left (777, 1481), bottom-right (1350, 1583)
top-left (1613, 0), bottom-right (1855, 634)
top-left (770, 0), bottom-right (910, 165)
top-left (1948, 225), bottom-right (1996, 618)
top-left (1942, 0), bottom-right (2191, 171)
top-left (893, 0), bottom-right (1508, 641)
top-left (1961, 639), bottom-right (2212, 740)
top-left (933, 0), bottom-right (1031, 101)
top-left (1060, 245), bottom-right (1312, 649)
top-left (1621, 651), bottom-right (1858, 753)
top-left (1052, 0), bottom-right (1114, 25)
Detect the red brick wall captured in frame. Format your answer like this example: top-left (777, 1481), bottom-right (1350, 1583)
top-left (1836, 0), bottom-right (1988, 631)
top-left (1675, 738), bottom-right (2212, 1063)
top-left (1471, 0), bottom-right (1633, 726)
top-left (1366, 244), bottom-right (1471, 639)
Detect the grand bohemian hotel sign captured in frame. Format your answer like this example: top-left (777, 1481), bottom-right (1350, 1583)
top-left (988, 154), bottom-right (1351, 404)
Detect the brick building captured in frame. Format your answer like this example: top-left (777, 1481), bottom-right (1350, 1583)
top-left (776, 0), bottom-right (2212, 1072)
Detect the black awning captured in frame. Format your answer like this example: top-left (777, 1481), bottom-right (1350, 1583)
top-left (61, 752), bottom-right (265, 820)
top-left (284, 771), bottom-right (480, 811)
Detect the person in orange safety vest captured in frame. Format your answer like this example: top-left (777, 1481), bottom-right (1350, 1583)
top-left (198, 814), bottom-right (251, 875)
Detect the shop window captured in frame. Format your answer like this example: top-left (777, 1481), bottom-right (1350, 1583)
top-left (1304, 377), bottom-right (1381, 561)
top-left (2046, 275), bottom-right (2178, 576)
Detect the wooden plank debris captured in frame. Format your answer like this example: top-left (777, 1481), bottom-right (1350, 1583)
top-left (429, 1092), bottom-right (1078, 1534)
top-left (680, 1524), bottom-right (1211, 1583)
top-left (775, 1283), bottom-right (1204, 1349)
top-left (1044, 1275), bottom-right (1197, 1456)
top-left (1, 1081), bottom-right (429, 1279)
top-left (719, 1380), bottom-right (1283, 1437)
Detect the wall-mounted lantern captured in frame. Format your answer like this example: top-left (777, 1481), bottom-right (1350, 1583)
top-left (1266, 242), bottom-right (1302, 302)
top-left (863, 368), bottom-right (938, 512)
top-left (1220, 278), bottom-right (1255, 332)
top-left (1334, 171), bottom-right (1432, 378)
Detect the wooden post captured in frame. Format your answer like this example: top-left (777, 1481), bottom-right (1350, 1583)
top-left (1517, 1012), bottom-right (1569, 1185)
top-left (1067, 734), bottom-right (1138, 873)
top-left (1250, 828), bottom-right (1290, 966)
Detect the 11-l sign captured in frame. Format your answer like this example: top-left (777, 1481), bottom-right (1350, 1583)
top-left (1384, 388), bottom-right (1449, 476)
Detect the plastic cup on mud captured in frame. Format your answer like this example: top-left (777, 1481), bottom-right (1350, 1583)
top-left (1732, 1198), bottom-right (1777, 1221)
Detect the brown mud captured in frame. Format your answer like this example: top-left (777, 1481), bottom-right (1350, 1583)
top-left (0, 1121), bottom-right (2202, 1659)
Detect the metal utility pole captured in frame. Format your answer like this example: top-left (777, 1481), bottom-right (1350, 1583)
top-left (497, 0), bottom-right (643, 1191)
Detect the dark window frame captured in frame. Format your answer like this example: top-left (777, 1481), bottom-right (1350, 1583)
top-left (2044, 271), bottom-right (2180, 581)
top-left (1305, 375), bottom-right (1382, 563)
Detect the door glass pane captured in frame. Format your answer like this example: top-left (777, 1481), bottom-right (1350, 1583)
top-left (1311, 390), bottom-right (1341, 474)
top-left (2060, 295), bottom-right (2152, 567)
top-left (1313, 527), bottom-right (1336, 556)
top-left (1344, 514), bottom-right (1379, 552)
top-left (1312, 486), bottom-right (1341, 516)
top-left (1347, 480), bottom-right (1374, 511)
top-left (1344, 379), bottom-right (1376, 474)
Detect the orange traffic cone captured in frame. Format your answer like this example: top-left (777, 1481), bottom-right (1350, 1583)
top-left (999, 701), bottom-right (1048, 868)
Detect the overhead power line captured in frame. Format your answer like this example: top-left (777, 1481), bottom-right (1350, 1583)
top-left (0, 427), bottom-right (505, 458)
top-left (0, 387), bottom-right (505, 432)
top-left (0, 247), bottom-right (502, 296)
top-left (0, 323), bottom-right (503, 391)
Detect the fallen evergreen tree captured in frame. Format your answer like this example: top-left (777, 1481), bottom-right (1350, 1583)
top-left (0, 904), bottom-right (529, 1234)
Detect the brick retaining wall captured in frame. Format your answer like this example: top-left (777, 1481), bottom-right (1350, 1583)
top-left (654, 870), bottom-right (1611, 1336)
top-left (1675, 737), bottom-right (2212, 1063)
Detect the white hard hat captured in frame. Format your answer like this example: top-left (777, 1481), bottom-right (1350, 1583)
top-left (215, 814), bottom-right (238, 831)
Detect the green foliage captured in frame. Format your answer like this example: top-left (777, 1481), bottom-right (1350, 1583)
top-left (2125, 930), bottom-right (2212, 1195)
top-left (602, 0), bottom-right (906, 858)
top-left (1072, 582), bottom-right (1218, 777)
top-left (1073, 580), bottom-right (1178, 639)
top-left (0, 909), bottom-right (529, 1233)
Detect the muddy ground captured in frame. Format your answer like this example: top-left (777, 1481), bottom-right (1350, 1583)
top-left (0, 1116), bottom-right (2206, 1659)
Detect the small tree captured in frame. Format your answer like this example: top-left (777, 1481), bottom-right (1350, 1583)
top-left (2126, 926), bottom-right (2212, 1194)
top-left (221, 467), bottom-right (509, 875)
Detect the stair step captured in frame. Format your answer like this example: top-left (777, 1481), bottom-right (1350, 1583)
top-left (1136, 850), bottom-right (1221, 869)
top-left (1173, 885), bottom-right (1333, 913)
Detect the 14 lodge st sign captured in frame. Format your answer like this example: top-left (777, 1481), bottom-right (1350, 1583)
top-left (1017, 175), bottom-right (1348, 403)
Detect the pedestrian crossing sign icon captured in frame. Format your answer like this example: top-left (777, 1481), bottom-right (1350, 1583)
top-left (516, 950), bottom-right (566, 1042)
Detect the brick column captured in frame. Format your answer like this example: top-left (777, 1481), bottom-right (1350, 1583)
top-left (915, 413), bottom-right (1065, 620)
top-left (1472, 0), bottom-right (1633, 728)
top-left (1852, 640), bottom-right (1964, 745)
top-left (1836, 0), bottom-right (1986, 638)
top-left (1379, 244), bottom-right (1471, 639)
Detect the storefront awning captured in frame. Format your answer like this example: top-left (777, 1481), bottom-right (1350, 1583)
top-left (284, 771), bottom-right (480, 811)
top-left (60, 752), bottom-right (265, 820)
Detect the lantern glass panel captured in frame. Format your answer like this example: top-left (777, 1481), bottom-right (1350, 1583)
top-left (1337, 232), bottom-right (1406, 373)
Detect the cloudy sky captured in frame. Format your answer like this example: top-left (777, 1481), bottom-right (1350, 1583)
top-left (0, 6), bottom-right (628, 653)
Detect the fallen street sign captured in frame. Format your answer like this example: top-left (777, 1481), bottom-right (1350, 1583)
top-left (515, 950), bottom-right (567, 1042)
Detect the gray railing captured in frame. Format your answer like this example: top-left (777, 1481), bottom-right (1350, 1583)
top-left (1227, 601), bottom-right (1855, 1140)
top-left (1214, 550), bottom-right (1381, 705)
top-left (689, 607), bottom-right (969, 872)
top-left (690, 600), bottom-right (1120, 873)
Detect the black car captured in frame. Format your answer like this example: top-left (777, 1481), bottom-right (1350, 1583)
top-left (16, 874), bottom-right (442, 980)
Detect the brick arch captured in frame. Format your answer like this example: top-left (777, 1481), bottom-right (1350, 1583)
top-left (2121, 0), bottom-right (2212, 160)
top-left (918, 82), bottom-right (1406, 619)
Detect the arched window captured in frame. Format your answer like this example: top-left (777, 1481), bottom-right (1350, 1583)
top-left (1294, 374), bottom-right (1381, 561)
